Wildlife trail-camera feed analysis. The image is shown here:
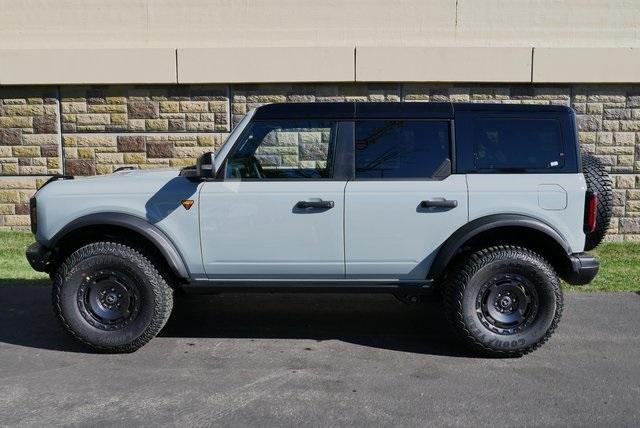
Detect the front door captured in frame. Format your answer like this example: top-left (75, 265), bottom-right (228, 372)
top-left (344, 119), bottom-right (468, 280)
top-left (200, 119), bottom-right (347, 279)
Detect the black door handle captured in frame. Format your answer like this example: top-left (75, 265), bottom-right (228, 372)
top-left (296, 200), bottom-right (335, 209)
top-left (420, 199), bottom-right (458, 209)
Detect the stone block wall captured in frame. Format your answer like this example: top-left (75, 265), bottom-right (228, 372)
top-left (58, 85), bottom-right (230, 175)
top-left (62, 133), bottom-right (225, 175)
top-left (61, 86), bottom-right (229, 133)
top-left (0, 177), bottom-right (47, 228)
top-left (1, 83), bottom-right (639, 239)
top-left (0, 87), bottom-right (61, 176)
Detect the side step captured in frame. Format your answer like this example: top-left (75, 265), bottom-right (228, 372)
top-left (181, 279), bottom-right (434, 295)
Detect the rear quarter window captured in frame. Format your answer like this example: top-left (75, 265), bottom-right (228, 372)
top-left (454, 111), bottom-right (578, 173)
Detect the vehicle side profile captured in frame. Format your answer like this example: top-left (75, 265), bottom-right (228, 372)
top-left (26, 102), bottom-right (612, 356)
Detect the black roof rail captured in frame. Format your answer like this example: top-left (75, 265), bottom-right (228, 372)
top-left (252, 101), bottom-right (573, 120)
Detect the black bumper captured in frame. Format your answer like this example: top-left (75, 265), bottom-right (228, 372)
top-left (564, 253), bottom-right (600, 285)
top-left (26, 242), bottom-right (52, 272)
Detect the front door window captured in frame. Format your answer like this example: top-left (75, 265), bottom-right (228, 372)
top-left (224, 120), bottom-right (337, 180)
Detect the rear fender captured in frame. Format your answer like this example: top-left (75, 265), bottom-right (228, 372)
top-left (428, 214), bottom-right (571, 281)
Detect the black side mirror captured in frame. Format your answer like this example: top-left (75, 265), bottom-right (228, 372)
top-left (196, 152), bottom-right (215, 178)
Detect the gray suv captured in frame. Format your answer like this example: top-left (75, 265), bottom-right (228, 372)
top-left (26, 102), bottom-right (611, 356)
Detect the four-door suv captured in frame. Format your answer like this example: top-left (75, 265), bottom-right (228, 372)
top-left (26, 102), bottom-right (612, 356)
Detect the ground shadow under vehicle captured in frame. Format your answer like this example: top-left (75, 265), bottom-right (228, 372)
top-left (0, 281), bottom-right (479, 357)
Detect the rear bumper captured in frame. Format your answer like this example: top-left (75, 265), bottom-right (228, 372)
top-left (564, 252), bottom-right (599, 285)
top-left (26, 242), bottom-right (52, 273)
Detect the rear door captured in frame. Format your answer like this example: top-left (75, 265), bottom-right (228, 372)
top-left (344, 119), bottom-right (468, 280)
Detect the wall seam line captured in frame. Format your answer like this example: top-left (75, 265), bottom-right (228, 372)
top-left (57, 85), bottom-right (65, 176)
top-left (175, 49), bottom-right (179, 84)
top-left (530, 47), bottom-right (535, 84)
top-left (228, 84), bottom-right (234, 130)
top-left (353, 46), bottom-right (357, 82)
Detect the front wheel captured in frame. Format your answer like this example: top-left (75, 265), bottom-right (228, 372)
top-left (443, 246), bottom-right (562, 357)
top-left (53, 242), bottom-right (174, 353)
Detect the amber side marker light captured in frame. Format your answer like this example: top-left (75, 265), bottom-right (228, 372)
top-left (181, 199), bottom-right (194, 210)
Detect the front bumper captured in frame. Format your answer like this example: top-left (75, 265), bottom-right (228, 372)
top-left (564, 252), bottom-right (600, 285)
top-left (26, 242), bottom-right (52, 272)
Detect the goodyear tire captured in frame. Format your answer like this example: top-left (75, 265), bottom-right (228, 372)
top-left (53, 242), bottom-right (173, 353)
top-left (443, 246), bottom-right (562, 357)
top-left (582, 154), bottom-right (613, 251)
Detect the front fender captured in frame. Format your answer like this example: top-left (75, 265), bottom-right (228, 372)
top-left (46, 212), bottom-right (190, 280)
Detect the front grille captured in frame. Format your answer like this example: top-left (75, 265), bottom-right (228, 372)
top-left (29, 197), bottom-right (37, 234)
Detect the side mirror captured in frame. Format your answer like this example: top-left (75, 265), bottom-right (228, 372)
top-left (196, 152), bottom-right (215, 178)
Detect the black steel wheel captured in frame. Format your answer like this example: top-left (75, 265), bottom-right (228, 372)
top-left (443, 246), bottom-right (562, 357)
top-left (476, 274), bottom-right (539, 335)
top-left (53, 242), bottom-right (173, 353)
top-left (77, 269), bottom-right (142, 331)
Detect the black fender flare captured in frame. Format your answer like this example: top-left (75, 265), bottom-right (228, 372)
top-left (46, 212), bottom-right (190, 280)
top-left (427, 214), bottom-right (572, 281)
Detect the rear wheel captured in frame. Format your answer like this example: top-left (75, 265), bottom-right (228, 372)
top-left (53, 242), bottom-right (173, 353)
top-left (582, 154), bottom-right (613, 251)
top-left (443, 246), bottom-right (562, 357)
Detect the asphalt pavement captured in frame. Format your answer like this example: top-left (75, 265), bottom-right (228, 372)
top-left (0, 282), bottom-right (638, 427)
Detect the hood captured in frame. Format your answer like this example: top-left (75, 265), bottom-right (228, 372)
top-left (36, 167), bottom-right (194, 198)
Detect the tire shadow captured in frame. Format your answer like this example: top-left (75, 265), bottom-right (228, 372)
top-left (0, 280), bottom-right (87, 353)
top-left (0, 281), bottom-right (477, 357)
top-left (161, 293), bottom-right (479, 358)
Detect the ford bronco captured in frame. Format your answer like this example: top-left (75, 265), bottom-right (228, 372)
top-left (26, 102), bottom-right (612, 356)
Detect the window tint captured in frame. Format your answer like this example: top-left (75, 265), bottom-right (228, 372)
top-left (472, 118), bottom-right (564, 170)
top-left (225, 120), bottom-right (336, 180)
top-left (355, 120), bottom-right (450, 179)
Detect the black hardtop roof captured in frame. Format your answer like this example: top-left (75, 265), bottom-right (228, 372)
top-left (252, 102), bottom-right (572, 120)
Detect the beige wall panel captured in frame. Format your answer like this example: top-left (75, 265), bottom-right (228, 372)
top-left (533, 48), bottom-right (640, 83)
top-left (456, 0), bottom-right (640, 48)
top-left (1, 1), bottom-right (639, 50)
top-left (357, 47), bottom-right (532, 82)
top-left (0, 0), bottom-right (456, 49)
top-left (0, 0), bottom-right (151, 49)
top-left (178, 47), bottom-right (354, 83)
top-left (1, 1), bottom-right (639, 49)
top-left (0, 49), bottom-right (177, 85)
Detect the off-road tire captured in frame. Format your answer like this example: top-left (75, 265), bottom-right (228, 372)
top-left (443, 246), bottom-right (563, 357)
top-left (53, 242), bottom-right (174, 353)
top-left (582, 154), bottom-right (613, 251)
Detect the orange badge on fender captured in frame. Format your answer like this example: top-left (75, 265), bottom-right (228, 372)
top-left (181, 199), bottom-right (194, 210)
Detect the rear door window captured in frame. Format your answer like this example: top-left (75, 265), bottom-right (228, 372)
top-left (354, 120), bottom-right (450, 179)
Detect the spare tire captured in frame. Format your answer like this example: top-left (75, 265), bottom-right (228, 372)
top-left (582, 154), bottom-right (613, 251)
